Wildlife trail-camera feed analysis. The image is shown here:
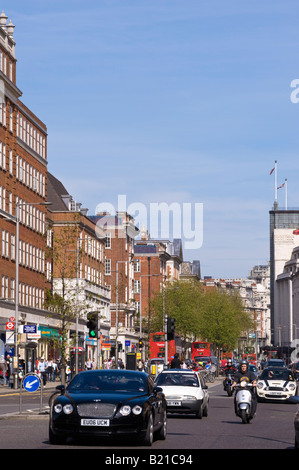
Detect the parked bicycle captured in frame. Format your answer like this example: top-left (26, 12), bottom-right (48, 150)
top-left (202, 370), bottom-right (216, 383)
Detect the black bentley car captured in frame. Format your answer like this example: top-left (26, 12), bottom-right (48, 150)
top-left (49, 369), bottom-right (167, 446)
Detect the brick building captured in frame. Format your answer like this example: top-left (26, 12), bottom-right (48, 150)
top-left (0, 13), bottom-right (50, 371)
top-left (90, 211), bottom-right (139, 363)
top-left (47, 173), bottom-right (110, 367)
top-left (133, 232), bottom-right (183, 336)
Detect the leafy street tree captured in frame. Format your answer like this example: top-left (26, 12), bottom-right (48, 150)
top-left (150, 280), bottom-right (254, 358)
top-left (197, 288), bottom-right (254, 353)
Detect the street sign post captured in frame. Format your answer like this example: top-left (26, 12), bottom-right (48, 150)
top-left (20, 373), bottom-right (43, 414)
top-left (23, 374), bottom-right (40, 392)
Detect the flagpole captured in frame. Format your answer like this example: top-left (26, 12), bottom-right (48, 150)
top-left (274, 160), bottom-right (277, 205)
top-left (285, 178), bottom-right (287, 210)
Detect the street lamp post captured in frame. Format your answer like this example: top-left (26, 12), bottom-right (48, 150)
top-left (14, 201), bottom-right (51, 389)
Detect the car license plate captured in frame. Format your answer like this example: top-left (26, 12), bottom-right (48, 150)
top-left (270, 392), bottom-right (282, 396)
top-left (81, 419), bottom-right (110, 426)
top-left (167, 401), bottom-right (181, 406)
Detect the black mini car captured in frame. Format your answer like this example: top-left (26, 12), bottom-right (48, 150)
top-left (49, 369), bottom-right (167, 446)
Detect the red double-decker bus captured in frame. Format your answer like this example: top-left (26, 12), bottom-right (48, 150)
top-left (191, 341), bottom-right (211, 362)
top-left (149, 332), bottom-right (178, 360)
top-left (242, 353), bottom-right (257, 366)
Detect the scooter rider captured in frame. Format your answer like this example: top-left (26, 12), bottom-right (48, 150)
top-left (223, 358), bottom-right (237, 390)
top-left (232, 360), bottom-right (257, 415)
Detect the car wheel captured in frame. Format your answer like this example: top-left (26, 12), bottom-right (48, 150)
top-left (49, 426), bottom-right (65, 445)
top-left (195, 403), bottom-right (203, 419)
top-left (203, 401), bottom-right (208, 417)
top-left (142, 413), bottom-right (154, 446)
top-left (156, 411), bottom-right (167, 440)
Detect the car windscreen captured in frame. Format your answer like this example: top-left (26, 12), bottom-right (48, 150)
top-left (260, 369), bottom-right (294, 381)
top-left (156, 373), bottom-right (199, 387)
top-left (267, 361), bottom-right (285, 367)
top-left (67, 372), bottom-right (147, 393)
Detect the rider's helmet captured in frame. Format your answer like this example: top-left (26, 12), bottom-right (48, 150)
top-left (227, 359), bottom-right (232, 367)
top-left (240, 359), bottom-right (248, 369)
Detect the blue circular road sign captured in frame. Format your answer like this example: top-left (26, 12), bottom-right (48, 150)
top-left (23, 374), bottom-right (40, 392)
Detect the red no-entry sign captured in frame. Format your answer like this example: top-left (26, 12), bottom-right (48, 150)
top-left (6, 322), bottom-right (15, 330)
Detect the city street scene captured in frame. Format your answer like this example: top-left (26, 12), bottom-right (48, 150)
top-left (0, 0), bottom-right (299, 456)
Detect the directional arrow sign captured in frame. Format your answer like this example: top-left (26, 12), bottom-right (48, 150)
top-left (23, 374), bottom-right (40, 392)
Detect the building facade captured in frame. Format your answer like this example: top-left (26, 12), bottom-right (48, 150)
top-left (0, 13), bottom-right (51, 372)
top-left (269, 208), bottom-right (299, 345)
top-left (47, 173), bottom-right (110, 367)
top-left (91, 211), bottom-right (139, 363)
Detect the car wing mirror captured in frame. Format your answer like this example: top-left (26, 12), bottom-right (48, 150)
top-left (56, 384), bottom-right (65, 395)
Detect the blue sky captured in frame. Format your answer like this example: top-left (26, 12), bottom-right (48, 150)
top-left (3, 0), bottom-right (299, 278)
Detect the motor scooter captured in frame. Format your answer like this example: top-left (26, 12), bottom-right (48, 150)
top-left (234, 381), bottom-right (256, 424)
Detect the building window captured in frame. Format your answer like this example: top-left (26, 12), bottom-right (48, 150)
top-left (105, 233), bottom-right (111, 249)
top-left (134, 259), bottom-right (140, 272)
top-left (105, 259), bottom-right (111, 275)
top-left (134, 280), bottom-right (140, 294)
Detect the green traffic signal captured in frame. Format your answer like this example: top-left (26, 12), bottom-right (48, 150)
top-left (87, 314), bottom-right (98, 339)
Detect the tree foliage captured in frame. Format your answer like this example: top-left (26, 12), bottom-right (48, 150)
top-left (150, 281), bottom-right (254, 356)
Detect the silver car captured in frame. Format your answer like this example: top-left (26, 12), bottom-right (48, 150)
top-left (155, 369), bottom-right (209, 419)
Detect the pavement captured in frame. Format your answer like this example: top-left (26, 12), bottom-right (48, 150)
top-left (0, 379), bottom-right (63, 394)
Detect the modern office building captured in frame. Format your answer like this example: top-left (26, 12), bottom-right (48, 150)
top-left (269, 207), bottom-right (299, 346)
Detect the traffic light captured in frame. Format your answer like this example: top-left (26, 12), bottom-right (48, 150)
top-left (167, 317), bottom-right (175, 341)
top-left (87, 313), bottom-right (98, 339)
top-left (139, 338), bottom-right (144, 349)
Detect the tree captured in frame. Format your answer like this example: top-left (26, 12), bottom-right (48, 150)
top-left (198, 288), bottom-right (254, 352)
top-left (150, 280), bottom-right (204, 356)
top-left (150, 281), bottom-right (254, 359)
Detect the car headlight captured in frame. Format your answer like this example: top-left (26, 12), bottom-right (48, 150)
top-left (132, 405), bottom-right (143, 415)
top-left (257, 382), bottom-right (264, 390)
top-left (288, 383), bottom-right (296, 391)
top-left (119, 405), bottom-right (131, 416)
top-left (183, 396), bottom-right (197, 400)
top-left (54, 404), bottom-right (62, 413)
top-left (63, 404), bottom-right (73, 415)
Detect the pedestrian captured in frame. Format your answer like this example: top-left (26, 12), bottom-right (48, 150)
top-left (38, 357), bottom-right (48, 386)
top-left (85, 358), bottom-right (92, 370)
top-left (52, 361), bottom-right (57, 381)
top-left (65, 364), bottom-right (71, 382)
top-left (170, 353), bottom-right (182, 369)
top-left (47, 359), bottom-right (53, 382)
top-left (6, 355), bottom-right (12, 387)
top-left (0, 356), bottom-right (6, 385)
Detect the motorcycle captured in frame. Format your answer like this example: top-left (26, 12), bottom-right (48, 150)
top-left (224, 373), bottom-right (234, 396)
top-left (234, 381), bottom-right (256, 424)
